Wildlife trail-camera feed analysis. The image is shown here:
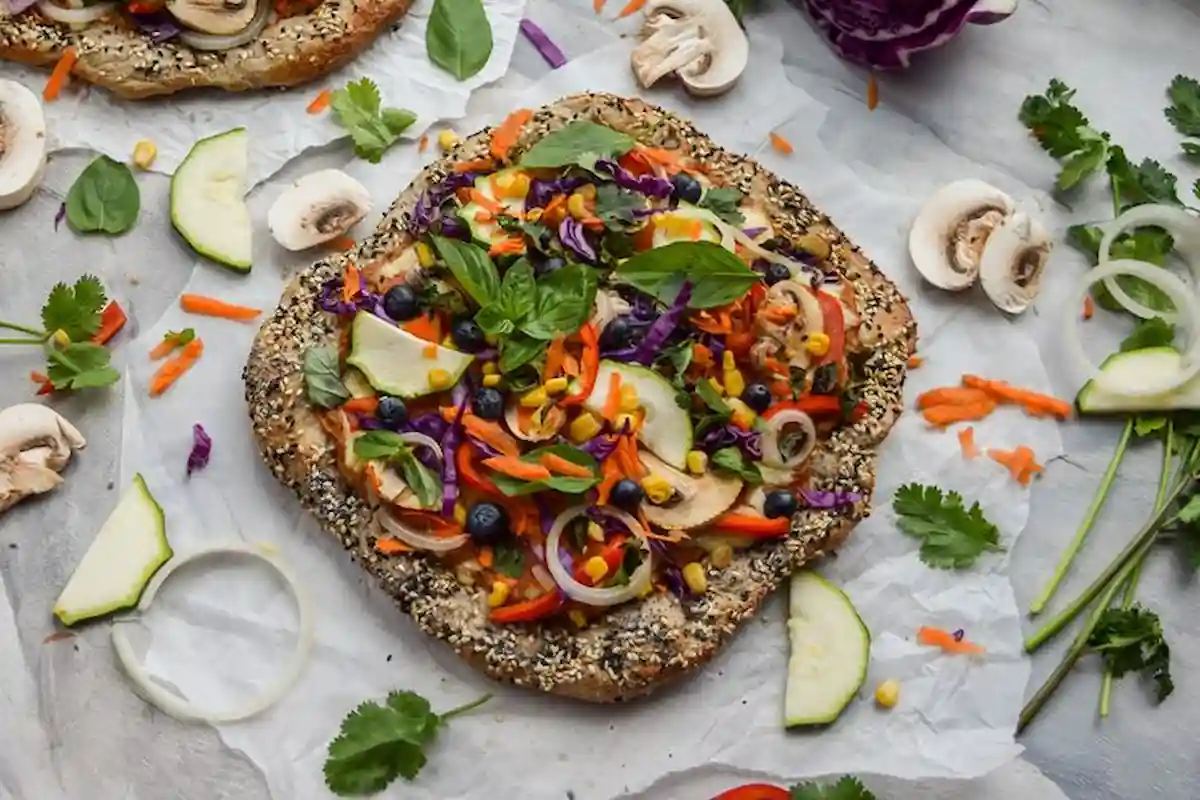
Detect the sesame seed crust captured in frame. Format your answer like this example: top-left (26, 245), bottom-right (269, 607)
top-left (243, 93), bottom-right (916, 703)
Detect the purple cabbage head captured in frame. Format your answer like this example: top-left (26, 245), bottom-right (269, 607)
top-left (593, 159), bottom-right (674, 199)
top-left (558, 217), bottom-right (596, 262)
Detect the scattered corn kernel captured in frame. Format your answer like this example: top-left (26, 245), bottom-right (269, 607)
top-left (568, 610), bottom-right (588, 628)
top-left (587, 521), bottom-right (605, 542)
top-left (487, 580), bottom-right (511, 607)
top-left (482, 362), bottom-right (498, 375)
top-left (569, 412), bottom-right (602, 443)
top-left (51, 329), bottom-right (70, 348)
top-left (728, 398), bottom-right (757, 428)
top-left (132, 139), bottom-right (157, 170)
top-left (583, 556), bottom-right (609, 582)
top-left (706, 376), bottom-right (725, 395)
top-left (641, 474), bottom-right (674, 505)
top-left (724, 367), bottom-right (746, 399)
top-left (485, 333), bottom-right (500, 346)
top-left (567, 192), bottom-right (589, 220)
top-left (452, 502), bottom-right (467, 526)
top-left (526, 207), bottom-right (543, 223)
top-left (805, 332), bottom-right (831, 357)
top-left (875, 679), bottom-right (901, 709)
top-left (618, 384), bottom-right (640, 412)
top-left (415, 241), bottom-right (435, 267)
top-left (427, 368), bottom-right (453, 390)
top-left (613, 412), bottom-right (638, 432)
top-left (710, 544), bottom-right (734, 569)
top-left (722, 350), bottom-right (736, 372)
top-left (544, 377), bottom-right (569, 395)
top-left (682, 562), bottom-right (708, 594)
top-left (437, 130), bottom-right (458, 151)
top-left (482, 374), bottom-right (502, 388)
top-left (686, 450), bottom-right (708, 475)
top-left (520, 387), bottom-right (548, 408)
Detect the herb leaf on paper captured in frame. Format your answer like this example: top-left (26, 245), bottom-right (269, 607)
top-left (426, 0), bottom-right (493, 81)
top-left (42, 274), bottom-right (107, 341)
top-left (65, 156), bottom-right (141, 235)
top-left (892, 483), bottom-right (1004, 569)
top-left (790, 775), bottom-right (877, 800)
top-left (330, 78), bottom-right (417, 163)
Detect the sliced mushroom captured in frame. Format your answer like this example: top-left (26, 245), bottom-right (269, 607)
top-left (630, 0), bottom-right (749, 98)
top-left (505, 400), bottom-right (566, 443)
top-left (979, 212), bottom-right (1052, 314)
top-left (167, 0), bottom-right (258, 34)
top-left (908, 180), bottom-right (1015, 291)
top-left (753, 279), bottom-right (824, 369)
top-left (639, 450), bottom-right (742, 530)
top-left (589, 289), bottom-right (632, 334)
top-left (0, 79), bottom-right (47, 212)
top-left (364, 461), bottom-right (422, 510)
top-left (268, 169), bottom-right (372, 251)
top-left (0, 404), bottom-right (85, 514)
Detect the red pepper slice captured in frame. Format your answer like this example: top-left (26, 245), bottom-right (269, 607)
top-left (559, 323), bottom-right (598, 407)
top-left (711, 784), bottom-right (791, 800)
top-left (489, 589), bottom-right (563, 624)
top-left (814, 290), bottom-right (846, 366)
top-left (709, 513), bottom-right (790, 538)
top-left (457, 444), bottom-right (501, 496)
top-left (763, 393), bottom-right (842, 419)
top-left (29, 371), bottom-right (54, 396)
top-left (91, 301), bottom-right (127, 345)
top-left (571, 534), bottom-right (627, 586)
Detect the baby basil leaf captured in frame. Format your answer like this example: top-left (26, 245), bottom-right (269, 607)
top-left (304, 346), bottom-right (351, 409)
top-left (518, 121), bottom-right (635, 169)
top-left (394, 448), bottom-right (443, 510)
top-left (426, 0), bottom-right (493, 80)
top-left (353, 430), bottom-right (407, 461)
top-left (431, 235), bottom-right (500, 306)
top-left (496, 258), bottom-right (536, 321)
top-left (499, 332), bottom-right (544, 373)
top-left (522, 264), bottom-right (598, 340)
top-left (614, 242), bottom-right (758, 309)
top-left (711, 447), bottom-right (763, 485)
top-left (66, 156), bottom-right (140, 235)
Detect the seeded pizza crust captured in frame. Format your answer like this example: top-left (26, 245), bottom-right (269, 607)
top-left (0, 0), bottom-right (412, 99)
top-left (244, 92), bottom-right (916, 702)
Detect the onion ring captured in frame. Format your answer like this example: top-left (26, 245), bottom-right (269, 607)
top-left (376, 508), bottom-right (467, 552)
top-left (36, 0), bottom-right (115, 23)
top-left (1065, 259), bottom-right (1200, 397)
top-left (761, 409), bottom-right (817, 468)
top-left (110, 543), bottom-right (314, 724)
top-left (1099, 204), bottom-right (1200, 321)
top-left (715, 219), bottom-right (815, 283)
top-left (177, 0), bottom-right (267, 51)
top-left (545, 506), bottom-right (651, 606)
top-left (397, 431), bottom-right (443, 464)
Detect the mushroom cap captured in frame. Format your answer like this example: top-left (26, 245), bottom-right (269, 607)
top-left (0, 79), bottom-right (48, 212)
top-left (268, 169), bottom-right (373, 252)
top-left (639, 449), bottom-right (743, 530)
top-left (167, 0), bottom-right (259, 35)
top-left (0, 404), bottom-right (86, 462)
top-left (908, 179), bottom-right (1014, 292)
top-left (631, 0), bottom-right (749, 98)
top-left (979, 211), bottom-right (1052, 315)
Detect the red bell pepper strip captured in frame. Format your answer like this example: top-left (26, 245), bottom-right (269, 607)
top-left (91, 301), bottom-right (127, 345)
top-left (29, 371), bottom-right (54, 396)
top-left (559, 323), bottom-right (599, 407)
top-left (814, 290), bottom-right (846, 366)
top-left (763, 393), bottom-right (842, 419)
top-left (457, 444), bottom-right (502, 496)
top-left (489, 589), bottom-right (564, 623)
top-left (709, 513), bottom-right (790, 538)
top-left (711, 785), bottom-right (790, 800)
top-left (572, 535), bottom-right (627, 586)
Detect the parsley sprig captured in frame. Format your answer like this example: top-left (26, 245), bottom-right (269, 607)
top-left (892, 483), bottom-right (1003, 569)
top-left (790, 776), bottom-right (877, 800)
top-left (330, 78), bottom-right (418, 164)
top-left (1088, 605), bottom-right (1174, 702)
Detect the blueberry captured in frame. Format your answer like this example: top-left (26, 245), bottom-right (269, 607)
top-left (763, 263), bottom-right (792, 286)
top-left (599, 316), bottom-right (635, 351)
top-left (472, 387), bottom-right (504, 420)
top-left (610, 479), bottom-right (645, 510)
top-left (670, 173), bottom-right (703, 205)
top-left (535, 256), bottom-right (566, 277)
top-left (466, 501), bottom-right (509, 544)
top-left (763, 489), bottom-right (798, 519)
top-left (377, 395), bottom-right (408, 426)
top-left (382, 285), bottom-right (420, 321)
top-left (741, 382), bottom-right (772, 413)
top-left (450, 318), bottom-right (486, 353)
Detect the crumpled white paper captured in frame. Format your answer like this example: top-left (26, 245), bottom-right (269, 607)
top-left (110, 22), bottom-right (1064, 800)
top-left (0, 0), bottom-right (526, 186)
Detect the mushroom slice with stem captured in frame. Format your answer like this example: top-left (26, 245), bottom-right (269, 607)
top-left (979, 211), bottom-right (1052, 315)
top-left (268, 169), bottom-right (373, 251)
top-left (168, 0), bottom-right (258, 34)
top-left (505, 400), bottom-right (566, 443)
top-left (639, 450), bottom-right (742, 530)
top-left (908, 180), bottom-right (1014, 291)
top-left (0, 80), bottom-right (47, 212)
top-left (630, 0), bottom-right (749, 98)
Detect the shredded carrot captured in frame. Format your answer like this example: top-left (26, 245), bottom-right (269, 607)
top-left (474, 210), bottom-right (494, 223)
top-left (149, 338), bottom-right (204, 397)
top-left (375, 537), bottom-right (412, 555)
top-left (770, 380), bottom-right (792, 398)
top-left (483, 456), bottom-right (552, 482)
top-left (957, 426), bottom-right (979, 460)
top-left (1082, 295), bottom-right (1095, 320)
top-left (615, 435), bottom-right (644, 478)
top-left (917, 626), bottom-right (985, 655)
top-left (540, 453), bottom-right (594, 478)
top-left (692, 344), bottom-right (713, 368)
top-left (597, 457), bottom-right (621, 505)
top-left (342, 396), bottom-right (379, 414)
top-left (688, 218), bottom-right (703, 241)
top-left (769, 131), bottom-right (794, 155)
top-left (616, 0), bottom-right (645, 15)
top-left (916, 387), bottom-right (992, 410)
top-left (593, 0), bottom-right (606, 12)
top-left (306, 88), bottom-right (332, 114)
top-left (328, 236), bottom-right (356, 252)
top-left (761, 305), bottom-right (797, 324)
top-left (490, 108), bottom-right (534, 161)
top-left (636, 147), bottom-right (682, 174)
top-left (602, 371), bottom-right (622, 421)
top-left (907, 355), bottom-right (923, 369)
top-left (462, 415), bottom-right (520, 458)
top-left (922, 401), bottom-right (996, 428)
top-left (454, 158), bottom-right (495, 173)
top-left (488, 237), bottom-right (526, 257)
top-left (543, 336), bottom-right (566, 381)
top-left (179, 294), bottom-right (262, 321)
top-left (149, 338), bottom-right (177, 360)
top-left (403, 314), bottom-right (442, 343)
top-left (342, 265), bottom-right (361, 302)
top-left (422, 343), bottom-right (439, 359)
top-left (990, 446), bottom-right (1043, 486)
top-left (478, 546), bottom-right (495, 568)
top-left (961, 375), bottom-right (1072, 420)
top-left (43, 48), bottom-right (77, 102)
top-left (562, 352), bottom-right (580, 377)
top-left (469, 189), bottom-right (504, 214)
top-left (866, 73), bottom-right (879, 111)
top-left (418, 134), bottom-right (429, 153)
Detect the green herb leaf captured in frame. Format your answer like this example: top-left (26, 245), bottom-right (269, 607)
top-left (711, 447), bottom-right (762, 485)
top-left (330, 78), bottom-right (417, 163)
top-left (790, 775), bottom-right (877, 800)
top-left (655, 340), bottom-right (694, 388)
top-left (1069, 224), bottom-right (1176, 315)
top-left (474, 304), bottom-right (515, 336)
top-left (522, 264), bottom-right (598, 340)
top-left (1057, 133), bottom-right (1108, 191)
top-left (609, 541), bottom-right (644, 586)
top-left (1106, 147), bottom-right (1180, 207)
top-left (164, 328), bottom-right (196, 348)
top-left (699, 186), bottom-right (746, 226)
top-left (498, 332), bottom-right (544, 373)
top-left (46, 342), bottom-right (119, 390)
top-left (518, 121), bottom-right (635, 169)
top-left (1134, 416), bottom-right (1168, 437)
top-left (489, 444), bottom-right (598, 496)
top-left (353, 430), bottom-right (408, 461)
top-left (593, 184), bottom-right (645, 227)
top-left (493, 543), bottom-right (525, 578)
top-left (1120, 317), bottom-right (1175, 352)
top-left (65, 156), bottom-right (140, 235)
top-left (426, 0), bottom-right (493, 80)
top-left (1194, 178), bottom-right (1200, 203)
top-left (614, 241), bottom-right (759, 309)
top-left (431, 235), bottom-right (500, 306)
top-left (1088, 605), bottom-right (1174, 702)
top-left (394, 447), bottom-right (443, 510)
top-left (1019, 79), bottom-right (1102, 160)
top-left (304, 346), bottom-right (351, 409)
top-left (495, 258), bottom-right (536, 321)
top-left (1165, 74), bottom-right (1200, 138)
top-left (695, 378), bottom-right (732, 416)
top-left (42, 275), bottom-right (107, 341)
top-left (1182, 140), bottom-right (1200, 160)
top-left (892, 483), bottom-right (1004, 569)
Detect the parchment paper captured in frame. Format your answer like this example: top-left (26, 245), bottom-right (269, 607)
top-left (0, 0), bottom-right (526, 186)
top-left (106, 22), bottom-right (1064, 798)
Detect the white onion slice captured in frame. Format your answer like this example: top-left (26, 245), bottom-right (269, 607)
top-left (1065, 259), bottom-right (1200, 397)
top-left (545, 506), bottom-right (651, 606)
top-left (110, 543), bottom-right (314, 724)
top-left (376, 508), bottom-right (467, 553)
top-left (397, 432), bottom-right (443, 464)
top-left (761, 409), bottom-right (817, 469)
top-left (1099, 204), bottom-right (1200, 321)
top-left (36, 0), bottom-right (114, 23)
top-left (178, 0), bottom-right (268, 51)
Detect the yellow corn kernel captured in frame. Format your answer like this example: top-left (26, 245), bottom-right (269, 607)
top-left (520, 387), bottom-right (548, 408)
top-left (51, 329), bottom-right (70, 348)
top-left (618, 384), bottom-right (640, 412)
top-left (482, 374), bottom-right (502, 388)
top-left (722, 350), bottom-right (736, 372)
top-left (495, 171), bottom-right (516, 192)
top-left (710, 543), bottom-right (734, 569)
top-left (805, 332), bottom-right (831, 357)
top-left (507, 173), bottom-right (531, 198)
top-left (638, 581), bottom-right (654, 598)
top-left (544, 377), bottom-right (569, 395)
top-left (569, 412), bottom-right (602, 443)
top-left (424, 343), bottom-right (441, 359)
top-left (686, 450), bottom-right (708, 475)
top-left (583, 556), bottom-right (609, 582)
top-left (641, 474), bottom-right (674, 505)
top-left (132, 139), bottom-right (157, 170)
top-left (482, 361), bottom-right (498, 375)
top-left (682, 562), bottom-right (708, 594)
top-left (567, 192), bottom-right (589, 220)
top-left (727, 398), bottom-right (757, 429)
top-left (706, 376), bottom-right (725, 396)
top-left (415, 241), bottom-right (435, 268)
top-left (437, 130), bottom-right (458, 151)
top-left (724, 367), bottom-right (746, 399)
top-left (578, 183), bottom-right (597, 201)
top-left (587, 521), bottom-right (605, 542)
top-left (526, 208), bottom-right (543, 223)
top-left (613, 412), bottom-right (638, 432)
top-left (568, 610), bottom-right (588, 628)
top-left (658, 214), bottom-right (690, 237)
top-left (875, 679), bottom-right (901, 709)
top-left (452, 502), bottom-right (467, 526)
top-left (487, 580), bottom-right (511, 608)
top-left (427, 368), bottom-right (453, 390)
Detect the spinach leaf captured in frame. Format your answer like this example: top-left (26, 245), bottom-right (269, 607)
top-left (66, 156), bottom-right (140, 235)
top-left (395, 448), bottom-right (443, 510)
top-left (489, 444), bottom-right (599, 496)
top-left (518, 121), bottom-right (635, 169)
top-left (695, 379), bottom-right (732, 415)
top-left (522, 264), bottom-right (598, 340)
top-left (304, 346), bottom-right (351, 409)
top-left (614, 242), bottom-right (758, 309)
top-left (711, 447), bottom-right (763, 485)
top-left (425, 0), bottom-right (493, 80)
top-left (499, 332), bottom-right (544, 373)
top-left (431, 235), bottom-right (500, 306)
top-left (698, 187), bottom-right (746, 226)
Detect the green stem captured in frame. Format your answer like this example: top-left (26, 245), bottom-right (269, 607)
top-left (1029, 420), bottom-right (1133, 616)
top-left (0, 321), bottom-right (46, 338)
top-left (0, 337), bottom-right (47, 345)
top-left (439, 693), bottom-right (492, 722)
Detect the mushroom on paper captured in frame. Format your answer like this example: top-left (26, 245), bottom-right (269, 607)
top-left (0, 404), bottom-right (86, 514)
top-left (0, 79), bottom-right (48, 212)
top-left (979, 211), bottom-right (1052, 314)
top-left (630, 0), bottom-right (749, 98)
top-left (908, 179), bottom-right (1014, 291)
top-left (268, 169), bottom-right (373, 251)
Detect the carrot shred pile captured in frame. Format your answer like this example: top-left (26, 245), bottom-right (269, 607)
top-left (149, 338), bottom-right (204, 396)
top-left (483, 456), bottom-right (551, 482)
top-left (989, 445), bottom-right (1044, 486)
top-left (179, 294), bottom-right (262, 321)
top-left (907, 355), bottom-right (923, 369)
top-left (918, 374), bottom-right (1072, 427)
top-left (957, 426), bottom-right (979, 460)
top-left (490, 108), bottom-right (534, 161)
top-left (306, 89), bottom-right (332, 114)
top-left (768, 131), bottom-right (794, 155)
top-left (917, 626), bottom-right (985, 655)
top-left (418, 134), bottom-right (429, 153)
top-left (592, 0), bottom-right (606, 12)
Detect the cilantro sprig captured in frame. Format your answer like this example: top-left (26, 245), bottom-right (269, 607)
top-left (330, 78), bottom-right (417, 164)
top-left (1164, 74), bottom-right (1200, 159)
top-left (892, 483), bottom-right (1004, 569)
top-left (1088, 605), bottom-right (1174, 703)
top-left (790, 776), bottom-right (877, 800)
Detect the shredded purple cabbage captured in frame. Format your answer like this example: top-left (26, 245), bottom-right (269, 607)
top-left (317, 277), bottom-right (383, 317)
top-left (697, 332), bottom-right (725, 365)
top-left (186, 423), bottom-right (212, 477)
top-left (518, 18), bottom-right (567, 69)
top-left (438, 214), bottom-right (472, 241)
top-left (7, 0), bottom-right (37, 14)
top-left (535, 496), bottom-right (557, 536)
top-left (952, 628), bottom-right (966, 642)
top-left (558, 217), bottom-right (596, 262)
top-left (662, 564), bottom-right (689, 599)
top-left (440, 388), bottom-right (469, 516)
top-left (800, 488), bottom-right (864, 509)
top-left (356, 414), bottom-right (388, 431)
top-left (742, 227), bottom-right (766, 239)
top-left (581, 435), bottom-right (620, 462)
top-left (129, 11), bottom-right (182, 42)
top-left (628, 281), bottom-right (692, 365)
top-left (467, 435), bottom-right (504, 459)
top-left (593, 159), bottom-right (674, 199)
top-left (53, 202), bottom-right (66, 232)
top-left (406, 413), bottom-right (449, 442)
top-left (528, 176), bottom-right (586, 209)
top-left (699, 424), bottom-right (762, 460)
top-left (410, 172), bottom-right (480, 235)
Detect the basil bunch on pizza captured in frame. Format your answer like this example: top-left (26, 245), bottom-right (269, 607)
top-left (246, 93), bottom-right (914, 702)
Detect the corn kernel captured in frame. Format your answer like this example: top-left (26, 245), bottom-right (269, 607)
top-left (485, 333), bottom-right (500, 346)
top-left (728, 398), bottom-right (757, 429)
top-left (132, 139), bottom-right (157, 170)
top-left (544, 377), bottom-right (569, 395)
top-left (682, 562), bottom-right (708, 594)
top-left (51, 329), bottom-right (70, 348)
top-left (520, 387), bottom-right (548, 407)
top-left (569, 412), bottom-right (602, 443)
top-left (482, 374), bottom-right (502, 388)
top-left (710, 544), bottom-right (734, 569)
top-left (587, 521), bottom-right (605, 542)
top-left (638, 581), bottom-right (654, 598)
top-left (613, 412), bottom-right (638, 432)
top-left (568, 610), bottom-right (588, 628)
top-left (686, 450), bottom-right (708, 475)
top-left (578, 183), bottom-right (597, 201)
top-left (427, 368), bottom-right (453, 390)
top-left (415, 241), bottom-right (435, 267)
top-left (641, 474), bottom-right (674, 505)
top-left (526, 208), bottom-right (543, 223)
top-left (482, 361), bottom-right (498, 375)
top-left (437, 130), bottom-right (458, 151)
top-left (508, 173), bottom-right (531, 198)
top-left (722, 350), bottom-right (736, 372)
top-left (805, 332), bottom-right (831, 357)
top-left (706, 376), bottom-right (724, 395)
top-left (487, 580), bottom-right (511, 608)
top-left (618, 384), bottom-right (639, 412)
top-left (583, 556), bottom-right (609, 582)
top-left (875, 679), bottom-right (901, 709)
top-left (567, 193), bottom-right (589, 220)
top-left (453, 502), bottom-right (467, 526)
top-left (724, 367), bottom-right (746, 399)
top-left (495, 172), bottom-right (516, 192)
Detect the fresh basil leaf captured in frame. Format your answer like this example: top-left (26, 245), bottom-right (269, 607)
top-left (425, 0), bottom-right (493, 80)
top-left (522, 264), bottom-right (598, 340)
top-left (518, 121), bottom-right (635, 169)
top-left (353, 430), bottom-right (407, 461)
top-left (66, 156), bottom-right (140, 235)
top-left (499, 333), bottom-right (544, 373)
top-left (614, 242), bottom-right (758, 309)
top-left (696, 379), bottom-right (732, 415)
top-left (600, 230), bottom-right (636, 263)
top-left (711, 447), bottom-right (763, 485)
top-left (594, 184), bottom-right (645, 227)
top-left (1120, 317), bottom-right (1175, 352)
top-left (304, 346), bottom-right (351, 409)
top-left (475, 304), bottom-right (514, 336)
top-left (395, 447), bottom-right (443, 510)
top-left (493, 543), bottom-right (525, 578)
top-left (698, 186), bottom-right (746, 226)
top-left (431, 235), bottom-right (500, 306)
top-left (497, 259), bottom-right (536, 321)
